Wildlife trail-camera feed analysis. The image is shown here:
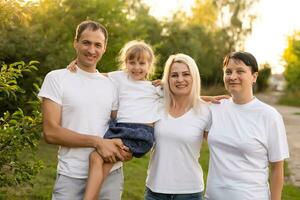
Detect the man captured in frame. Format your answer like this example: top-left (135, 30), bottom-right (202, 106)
top-left (39, 20), bottom-right (129, 200)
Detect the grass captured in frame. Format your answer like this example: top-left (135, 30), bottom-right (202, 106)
top-left (0, 141), bottom-right (299, 199)
top-left (279, 91), bottom-right (300, 107)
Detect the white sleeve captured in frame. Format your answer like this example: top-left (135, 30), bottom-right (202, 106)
top-left (107, 71), bottom-right (125, 83)
top-left (107, 71), bottom-right (123, 111)
top-left (205, 107), bottom-right (212, 132)
top-left (111, 82), bottom-right (119, 111)
top-left (267, 112), bottom-right (290, 162)
top-left (155, 85), bottom-right (164, 97)
top-left (38, 71), bottom-right (63, 105)
top-left (205, 104), bottom-right (213, 132)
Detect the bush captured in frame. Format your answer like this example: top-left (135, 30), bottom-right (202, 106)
top-left (0, 61), bottom-right (43, 187)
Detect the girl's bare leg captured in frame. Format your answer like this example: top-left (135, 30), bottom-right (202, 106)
top-left (84, 151), bottom-right (113, 200)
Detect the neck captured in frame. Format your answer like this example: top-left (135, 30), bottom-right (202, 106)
top-left (171, 95), bottom-right (191, 110)
top-left (232, 92), bottom-right (254, 104)
top-left (77, 62), bottom-right (97, 73)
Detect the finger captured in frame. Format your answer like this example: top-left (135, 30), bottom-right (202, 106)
top-left (211, 99), bottom-right (221, 104)
top-left (113, 139), bottom-right (124, 149)
top-left (122, 145), bottom-right (130, 151)
top-left (114, 151), bottom-right (124, 162)
top-left (111, 155), bottom-right (117, 163)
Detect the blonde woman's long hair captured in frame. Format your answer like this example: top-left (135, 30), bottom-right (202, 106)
top-left (162, 53), bottom-right (202, 112)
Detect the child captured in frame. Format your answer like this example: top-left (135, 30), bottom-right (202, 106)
top-left (68, 40), bottom-right (161, 200)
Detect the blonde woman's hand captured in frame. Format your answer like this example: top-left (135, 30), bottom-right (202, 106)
top-left (66, 60), bottom-right (77, 72)
top-left (201, 95), bottom-right (231, 104)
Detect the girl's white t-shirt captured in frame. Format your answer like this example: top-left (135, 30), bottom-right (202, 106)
top-left (108, 71), bottom-right (162, 123)
top-left (205, 98), bottom-right (289, 200)
top-left (146, 102), bottom-right (211, 193)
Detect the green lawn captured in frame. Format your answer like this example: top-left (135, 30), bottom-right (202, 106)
top-left (279, 91), bottom-right (300, 107)
top-left (1, 141), bottom-right (299, 199)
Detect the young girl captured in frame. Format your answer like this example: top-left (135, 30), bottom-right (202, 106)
top-left (68, 40), bottom-right (162, 200)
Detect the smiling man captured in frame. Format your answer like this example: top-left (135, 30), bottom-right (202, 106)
top-left (38, 20), bottom-right (126, 200)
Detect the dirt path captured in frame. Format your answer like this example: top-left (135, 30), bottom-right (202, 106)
top-left (256, 92), bottom-right (300, 186)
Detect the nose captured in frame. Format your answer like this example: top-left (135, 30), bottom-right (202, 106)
top-left (87, 45), bottom-right (96, 54)
top-left (133, 64), bottom-right (139, 69)
top-left (177, 74), bottom-right (184, 82)
top-left (229, 71), bottom-right (237, 80)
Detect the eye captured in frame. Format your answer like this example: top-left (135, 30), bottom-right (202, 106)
top-left (95, 43), bottom-right (102, 48)
top-left (82, 40), bottom-right (90, 45)
top-left (224, 70), bottom-right (232, 75)
top-left (170, 73), bottom-right (178, 78)
top-left (237, 70), bottom-right (245, 74)
top-left (183, 72), bottom-right (191, 76)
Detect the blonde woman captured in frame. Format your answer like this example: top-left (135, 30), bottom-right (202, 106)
top-left (145, 53), bottom-right (211, 200)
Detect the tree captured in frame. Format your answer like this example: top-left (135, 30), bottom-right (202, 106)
top-left (256, 63), bottom-right (271, 92)
top-left (282, 31), bottom-right (300, 91)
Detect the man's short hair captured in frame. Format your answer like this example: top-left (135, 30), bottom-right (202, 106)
top-left (75, 20), bottom-right (108, 44)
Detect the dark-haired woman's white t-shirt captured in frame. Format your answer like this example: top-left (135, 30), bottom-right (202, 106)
top-left (205, 98), bottom-right (289, 200)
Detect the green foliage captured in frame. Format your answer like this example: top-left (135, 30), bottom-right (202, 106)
top-left (0, 61), bottom-right (38, 98)
top-left (256, 63), bottom-right (271, 92)
top-left (0, 0), bottom-right (258, 88)
top-left (0, 61), bottom-right (43, 187)
top-left (283, 31), bottom-right (300, 91)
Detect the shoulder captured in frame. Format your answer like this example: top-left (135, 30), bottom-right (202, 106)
top-left (208, 98), bottom-right (230, 109)
top-left (45, 68), bottom-right (72, 78)
top-left (194, 100), bottom-right (212, 117)
top-left (108, 70), bottom-right (126, 79)
top-left (43, 69), bottom-right (70, 82)
top-left (254, 99), bottom-right (282, 119)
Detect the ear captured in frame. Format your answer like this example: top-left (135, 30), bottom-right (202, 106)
top-left (252, 72), bottom-right (258, 83)
top-left (103, 43), bottom-right (107, 53)
top-left (73, 40), bottom-right (78, 50)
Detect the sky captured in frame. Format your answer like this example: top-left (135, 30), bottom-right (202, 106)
top-left (144, 0), bottom-right (300, 74)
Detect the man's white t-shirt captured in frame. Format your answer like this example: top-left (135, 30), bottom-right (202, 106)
top-left (146, 102), bottom-right (211, 194)
top-left (205, 98), bottom-right (289, 200)
top-left (108, 71), bottom-right (162, 123)
top-left (38, 67), bottom-right (121, 178)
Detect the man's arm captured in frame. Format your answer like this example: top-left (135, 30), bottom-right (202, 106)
top-left (42, 98), bottom-right (124, 162)
top-left (270, 160), bottom-right (284, 200)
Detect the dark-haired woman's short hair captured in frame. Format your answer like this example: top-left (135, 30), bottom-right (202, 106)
top-left (223, 51), bottom-right (258, 73)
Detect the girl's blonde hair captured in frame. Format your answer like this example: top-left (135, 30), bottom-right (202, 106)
top-left (162, 53), bottom-right (202, 112)
top-left (118, 40), bottom-right (156, 79)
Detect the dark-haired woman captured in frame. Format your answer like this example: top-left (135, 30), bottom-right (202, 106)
top-left (205, 52), bottom-right (289, 200)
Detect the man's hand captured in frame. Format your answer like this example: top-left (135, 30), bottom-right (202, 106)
top-left (120, 148), bottom-right (133, 162)
top-left (95, 138), bottom-right (124, 163)
top-left (66, 60), bottom-right (77, 72)
top-left (152, 79), bottom-right (161, 87)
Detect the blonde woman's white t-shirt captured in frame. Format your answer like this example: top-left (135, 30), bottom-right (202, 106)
top-left (205, 98), bottom-right (289, 200)
top-left (108, 71), bottom-right (162, 123)
top-left (146, 102), bottom-right (211, 193)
